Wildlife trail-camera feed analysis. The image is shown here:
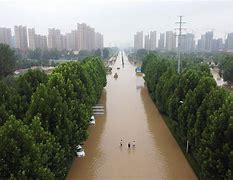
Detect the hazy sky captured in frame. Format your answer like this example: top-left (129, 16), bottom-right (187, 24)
top-left (1, 0), bottom-right (233, 47)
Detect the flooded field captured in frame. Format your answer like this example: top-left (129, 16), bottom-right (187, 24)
top-left (67, 52), bottom-right (197, 180)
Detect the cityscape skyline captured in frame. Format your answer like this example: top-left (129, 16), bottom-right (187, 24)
top-left (1, 1), bottom-right (233, 47)
top-left (134, 30), bottom-right (233, 52)
top-left (0, 23), bottom-right (104, 51)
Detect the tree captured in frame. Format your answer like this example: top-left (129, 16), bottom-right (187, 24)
top-left (0, 116), bottom-right (55, 179)
top-left (16, 69), bottom-right (48, 117)
top-left (223, 60), bottom-right (233, 83)
top-left (0, 43), bottom-right (16, 79)
top-left (198, 95), bottom-right (233, 179)
top-left (0, 80), bottom-right (22, 125)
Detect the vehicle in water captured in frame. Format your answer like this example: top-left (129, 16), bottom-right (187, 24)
top-left (135, 67), bottom-right (142, 73)
top-left (75, 145), bottom-right (85, 157)
top-left (89, 115), bottom-right (96, 125)
top-left (117, 67), bottom-right (120, 70)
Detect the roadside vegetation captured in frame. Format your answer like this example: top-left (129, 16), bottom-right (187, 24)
top-left (0, 43), bottom-right (106, 178)
top-left (142, 53), bottom-right (233, 179)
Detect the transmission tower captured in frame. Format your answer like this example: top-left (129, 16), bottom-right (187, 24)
top-left (175, 16), bottom-right (186, 74)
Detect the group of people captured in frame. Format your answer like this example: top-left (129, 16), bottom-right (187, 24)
top-left (120, 139), bottom-right (136, 148)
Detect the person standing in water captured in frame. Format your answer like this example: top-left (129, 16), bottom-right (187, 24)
top-left (128, 142), bottom-right (131, 148)
top-left (120, 139), bottom-right (123, 146)
top-left (133, 141), bottom-right (136, 147)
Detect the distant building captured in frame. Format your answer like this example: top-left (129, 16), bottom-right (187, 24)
top-left (158, 33), bottom-right (165, 51)
top-left (205, 31), bottom-right (213, 52)
top-left (77, 23), bottom-right (96, 51)
top-left (35, 34), bottom-right (47, 50)
top-left (95, 32), bottom-right (104, 50)
top-left (134, 31), bottom-right (143, 50)
top-left (60, 35), bottom-right (67, 50)
top-left (14, 25), bottom-right (28, 50)
top-left (225, 33), bottom-right (233, 51)
top-left (197, 35), bottom-right (205, 52)
top-left (196, 31), bottom-right (214, 52)
top-left (166, 31), bottom-right (176, 51)
top-left (144, 34), bottom-right (150, 50)
top-left (180, 33), bottom-right (195, 52)
top-left (150, 31), bottom-right (156, 50)
top-left (0, 27), bottom-right (12, 47)
top-left (212, 38), bottom-right (223, 52)
top-left (66, 30), bottom-right (79, 51)
top-left (28, 28), bottom-right (36, 50)
top-left (48, 28), bottom-right (61, 50)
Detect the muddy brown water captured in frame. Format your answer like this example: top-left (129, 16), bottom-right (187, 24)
top-left (66, 52), bottom-right (197, 180)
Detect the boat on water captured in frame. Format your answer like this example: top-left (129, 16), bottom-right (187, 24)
top-left (114, 73), bottom-right (118, 78)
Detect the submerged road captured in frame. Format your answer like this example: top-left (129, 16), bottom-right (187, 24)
top-left (67, 52), bottom-right (197, 180)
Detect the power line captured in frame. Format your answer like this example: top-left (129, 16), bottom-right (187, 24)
top-left (175, 16), bottom-right (186, 74)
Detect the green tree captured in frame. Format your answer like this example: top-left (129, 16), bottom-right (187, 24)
top-left (198, 95), bottom-right (233, 179)
top-left (0, 116), bottom-right (55, 179)
top-left (0, 43), bottom-right (16, 78)
top-left (16, 69), bottom-right (48, 117)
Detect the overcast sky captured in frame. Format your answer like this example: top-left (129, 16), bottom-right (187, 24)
top-left (1, 0), bottom-right (233, 47)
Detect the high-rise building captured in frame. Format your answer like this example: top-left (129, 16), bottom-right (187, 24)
top-left (225, 33), bottom-right (233, 51)
top-left (150, 31), bottom-right (156, 50)
top-left (166, 31), bottom-right (176, 51)
top-left (134, 31), bottom-right (143, 50)
top-left (205, 31), bottom-right (213, 52)
top-left (28, 28), bottom-right (36, 50)
top-left (66, 30), bottom-right (79, 51)
top-left (0, 27), bottom-right (12, 47)
top-left (95, 32), bottom-right (104, 50)
top-left (158, 33), bottom-right (165, 51)
top-left (14, 25), bottom-right (28, 50)
top-left (144, 34), bottom-right (150, 50)
top-left (48, 28), bottom-right (61, 50)
top-left (28, 28), bottom-right (48, 50)
top-left (196, 31), bottom-right (214, 52)
top-left (212, 38), bottom-right (223, 52)
top-left (77, 23), bottom-right (96, 51)
top-left (60, 35), bottom-right (67, 50)
top-left (197, 34), bottom-right (205, 52)
top-left (35, 35), bottom-right (47, 50)
top-left (180, 33), bottom-right (195, 52)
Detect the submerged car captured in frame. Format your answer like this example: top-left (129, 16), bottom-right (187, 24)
top-left (75, 145), bottom-right (85, 157)
top-left (89, 115), bottom-right (96, 125)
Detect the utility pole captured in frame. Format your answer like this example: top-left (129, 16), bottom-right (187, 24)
top-left (175, 16), bottom-right (186, 74)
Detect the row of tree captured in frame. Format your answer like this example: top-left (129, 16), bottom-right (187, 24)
top-left (219, 55), bottom-right (233, 83)
top-left (15, 48), bottom-right (111, 61)
top-left (0, 55), bottom-right (106, 178)
top-left (142, 54), bottom-right (233, 179)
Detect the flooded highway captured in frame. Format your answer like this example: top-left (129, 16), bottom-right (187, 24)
top-left (66, 52), bottom-right (197, 180)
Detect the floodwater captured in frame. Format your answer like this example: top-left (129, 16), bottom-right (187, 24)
top-left (66, 52), bottom-right (197, 180)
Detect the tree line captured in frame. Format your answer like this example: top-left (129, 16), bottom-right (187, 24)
top-left (0, 43), bottom-right (107, 178)
top-left (142, 54), bottom-right (233, 179)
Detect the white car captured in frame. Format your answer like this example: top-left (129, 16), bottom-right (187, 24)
top-left (89, 115), bottom-right (95, 125)
top-left (75, 145), bottom-right (85, 157)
